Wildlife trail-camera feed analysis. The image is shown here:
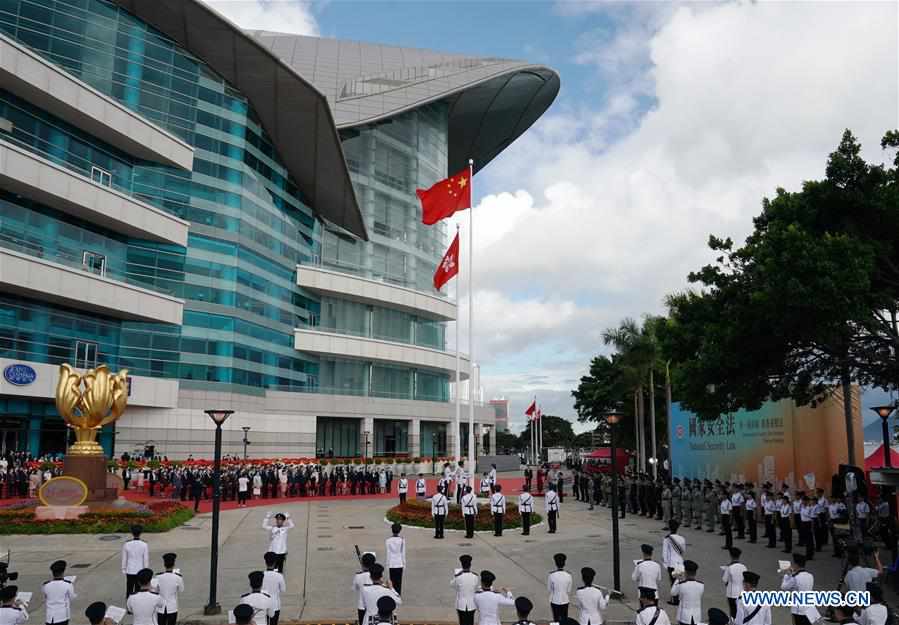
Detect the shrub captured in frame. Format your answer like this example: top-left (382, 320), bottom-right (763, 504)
top-left (0, 501), bottom-right (193, 535)
top-left (386, 499), bottom-right (541, 531)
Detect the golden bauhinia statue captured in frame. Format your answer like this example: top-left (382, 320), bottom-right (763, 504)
top-left (55, 363), bottom-right (129, 456)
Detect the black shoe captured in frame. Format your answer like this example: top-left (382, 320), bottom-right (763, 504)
top-left (522, 532), bottom-right (529, 536)
top-left (722, 546), bottom-right (730, 549)
top-left (766, 545), bottom-right (776, 548)
top-left (782, 549), bottom-right (792, 553)
top-left (749, 540), bottom-right (757, 544)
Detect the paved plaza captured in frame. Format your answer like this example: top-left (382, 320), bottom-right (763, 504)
top-left (4, 481), bottom-right (868, 625)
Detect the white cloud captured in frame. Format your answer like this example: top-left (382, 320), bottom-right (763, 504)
top-left (199, 0), bottom-right (319, 35)
top-left (471, 1), bottom-right (898, 420)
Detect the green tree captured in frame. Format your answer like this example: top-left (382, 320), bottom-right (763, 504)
top-left (666, 130), bottom-right (899, 465)
top-left (517, 415), bottom-right (575, 450)
top-left (495, 430), bottom-right (519, 453)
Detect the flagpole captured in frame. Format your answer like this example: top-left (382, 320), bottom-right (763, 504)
top-left (538, 407), bottom-right (543, 463)
top-left (531, 396), bottom-right (536, 465)
top-left (454, 222), bottom-right (461, 464)
top-left (467, 158), bottom-right (475, 470)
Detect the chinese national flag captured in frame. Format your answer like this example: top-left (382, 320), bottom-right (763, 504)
top-left (525, 400), bottom-right (537, 419)
top-left (416, 168), bottom-right (471, 225)
top-left (433, 232), bottom-right (460, 290)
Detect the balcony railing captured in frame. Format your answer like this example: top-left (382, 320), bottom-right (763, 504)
top-left (303, 255), bottom-right (449, 298)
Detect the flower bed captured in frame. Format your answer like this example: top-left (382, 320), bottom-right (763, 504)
top-left (386, 499), bottom-right (541, 531)
top-left (0, 500), bottom-right (193, 534)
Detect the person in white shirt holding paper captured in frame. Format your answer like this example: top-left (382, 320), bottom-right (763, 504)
top-left (152, 553), bottom-right (183, 625)
top-left (631, 544), bottom-right (661, 593)
top-left (262, 552), bottom-right (286, 625)
top-left (472, 571), bottom-right (513, 625)
top-left (547, 553), bottom-right (573, 621)
top-left (385, 523), bottom-right (406, 596)
top-left (735, 571), bottom-right (771, 625)
top-left (574, 567), bottom-right (608, 625)
top-left (263, 512), bottom-right (294, 573)
top-left (780, 553), bottom-right (819, 625)
top-left (859, 582), bottom-right (889, 625)
top-left (634, 588), bottom-right (670, 625)
top-left (122, 525), bottom-right (149, 598)
top-left (361, 565), bottom-right (402, 625)
top-left (451, 555), bottom-right (479, 625)
top-left (240, 571), bottom-right (274, 625)
top-left (670, 560), bottom-right (703, 625)
top-left (43, 560), bottom-right (76, 625)
top-left (662, 520), bottom-right (685, 605)
top-left (0, 586), bottom-right (27, 625)
top-left (125, 569), bottom-right (164, 625)
top-left (721, 547), bottom-right (746, 619)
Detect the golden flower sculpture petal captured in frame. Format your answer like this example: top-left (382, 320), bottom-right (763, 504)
top-left (98, 369), bottom-right (129, 427)
top-left (55, 364), bottom-right (83, 429)
top-left (56, 363), bottom-right (129, 456)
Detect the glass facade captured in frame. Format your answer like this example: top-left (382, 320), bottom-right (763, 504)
top-left (315, 416), bottom-right (360, 457)
top-left (373, 419), bottom-right (409, 456)
top-left (420, 421), bottom-right (447, 457)
top-left (0, 0), bottom-right (454, 410)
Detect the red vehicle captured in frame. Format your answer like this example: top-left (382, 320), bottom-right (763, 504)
top-left (582, 448), bottom-right (628, 475)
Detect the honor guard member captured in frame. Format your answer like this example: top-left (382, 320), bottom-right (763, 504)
top-left (719, 490), bottom-right (734, 550)
top-left (241, 571), bottom-right (274, 625)
top-left (735, 571), bottom-right (771, 625)
top-left (744, 489), bottom-right (758, 543)
top-left (43, 561), bottom-right (76, 625)
top-left (681, 481), bottom-right (692, 528)
top-left (705, 482), bottom-right (717, 533)
top-left (631, 544), bottom-right (662, 594)
top-left (780, 554), bottom-right (819, 625)
top-left (692, 481), bottom-right (704, 529)
top-left (732, 484), bottom-right (746, 539)
top-left (518, 486), bottom-right (534, 536)
top-left (122, 525), bottom-right (149, 597)
top-left (432, 488), bottom-right (449, 539)
top-left (263, 512), bottom-right (294, 573)
top-left (490, 485), bottom-right (507, 537)
top-left (671, 479), bottom-right (682, 523)
top-left (513, 597), bottom-right (536, 625)
top-left (764, 490), bottom-right (778, 548)
top-left (0, 586), bottom-right (26, 625)
top-left (480, 474), bottom-right (491, 497)
top-left (721, 548), bottom-right (746, 618)
top-left (152, 553), bottom-right (184, 625)
top-left (354, 553), bottom-right (376, 625)
top-left (662, 521), bottom-right (686, 604)
top-left (385, 523), bottom-right (406, 595)
top-left (547, 554), bottom-right (573, 621)
top-left (461, 487), bottom-right (478, 539)
top-left (779, 495), bottom-right (793, 553)
top-left (415, 474), bottom-right (426, 499)
top-left (84, 602), bottom-right (109, 625)
top-left (232, 604), bottom-right (255, 625)
top-left (661, 482), bottom-right (672, 527)
top-left (262, 553), bottom-right (286, 625)
top-left (574, 567), bottom-right (608, 625)
top-left (451, 555), bottom-right (479, 625)
top-left (398, 474), bottom-right (408, 504)
top-left (545, 483), bottom-right (560, 534)
top-left (375, 596), bottom-right (396, 625)
top-left (361, 565), bottom-right (402, 625)
top-left (472, 571), bottom-right (513, 625)
top-left (126, 569), bottom-right (164, 625)
top-left (670, 560), bottom-right (703, 625)
top-left (635, 588), bottom-right (670, 625)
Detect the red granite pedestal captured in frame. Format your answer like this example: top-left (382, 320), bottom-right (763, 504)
top-left (63, 454), bottom-right (118, 502)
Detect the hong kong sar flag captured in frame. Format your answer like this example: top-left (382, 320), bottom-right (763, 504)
top-left (433, 232), bottom-right (460, 290)
top-left (416, 168), bottom-right (471, 225)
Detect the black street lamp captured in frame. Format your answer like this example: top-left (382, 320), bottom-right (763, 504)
top-left (871, 403), bottom-right (897, 468)
top-left (605, 409), bottom-right (625, 593)
top-left (432, 431), bottom-right (438, 475)
top-left (241, 426), bottom-right (251, 460)
top-left (362, 430), bottom-right (371, 462)
top-left (203, 409), bottom-right (233, 616)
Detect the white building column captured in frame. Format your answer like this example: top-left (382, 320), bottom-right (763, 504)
top-left (362, 416), bottom-right (374, 458)
top-left (409, 418), bottom-right (421, 457)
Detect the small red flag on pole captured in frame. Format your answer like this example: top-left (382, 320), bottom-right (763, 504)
top-left (433, 232), bottom-right (460, 290)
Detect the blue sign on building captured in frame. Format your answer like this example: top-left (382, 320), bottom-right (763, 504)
top-left (3, 364), bottom-right (37, 386)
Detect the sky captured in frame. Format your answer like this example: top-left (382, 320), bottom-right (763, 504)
top-left (202, 0), bottom-right (899, 434)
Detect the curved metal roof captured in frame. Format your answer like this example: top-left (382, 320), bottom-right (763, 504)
top-left (246, 32), bottom-right (560, 175)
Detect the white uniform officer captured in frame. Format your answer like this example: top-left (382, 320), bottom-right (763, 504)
top-left (721, 548), bottom-right (746, 619)
top-left (518, 487), bottom-right (534, 536)
top-left (635, 588), bottom-right (671, 625)
top-left (450, 555), bottom-right (479, 625)
top-left (385, 523), bottom-right (406, 596)
top-left (361, 565), bottom-right (401, 625)
top-left (545, 485), bottom-right (560, 533)
top-left (670, 560), bottom-right (703, 625)
top-left (415, 475), bottom-right (427, 499)
top-left (461, 487), bottom-right (478, 539)
top-left (398, 474), bottom-right (408, 504)
top-left (490, 485), bottom-right (507, 537)
top-left (0, 586), bottom-right (27, 625)
top-left (152, 553), bottom-right (183, 625)
top-left (125, 569), bottom-right (164, 625)
top-left (42, 561), bottom-right (76, 625)
top-left (472, 571), bottom-right (513, 625)
top-left (262, 552), bottom-right (286, 625)
top-left (353, 553), bottom-right (375, 625)
top-left (241, 571), bottom-right (274, 625)
top-left (735, 571), bottom-right (771, 625)
top-left (432, 489), bottom-right (449, 539)
top-left (574, 567), bottom-right (608, 625)
top-left (122, 525), bottom-right (149, 598)
top-left (631, 545), bottom-right (661, 592)
top-left (780, 554), bottom-right (819, 625)
top-left (547, 553), bottom-right (573, 621)
top-left (262, 512), bottom-right (294, 573)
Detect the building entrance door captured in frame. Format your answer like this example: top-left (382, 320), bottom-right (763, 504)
top-left (0, 418), bottom-right (25, 455)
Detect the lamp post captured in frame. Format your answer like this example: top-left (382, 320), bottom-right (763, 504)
top-left (241, 426), bottom-right (251, 461)
top-left (871, 403), bottom-right (897, 468)
top-left (432, 431), bottom-right (438, 475)
top-left (363, 430), bottom-right (371, 462)
top-left (605, 409), bottom-right (624, 593)
top-left (203, 409), bottom-right (233, 616)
